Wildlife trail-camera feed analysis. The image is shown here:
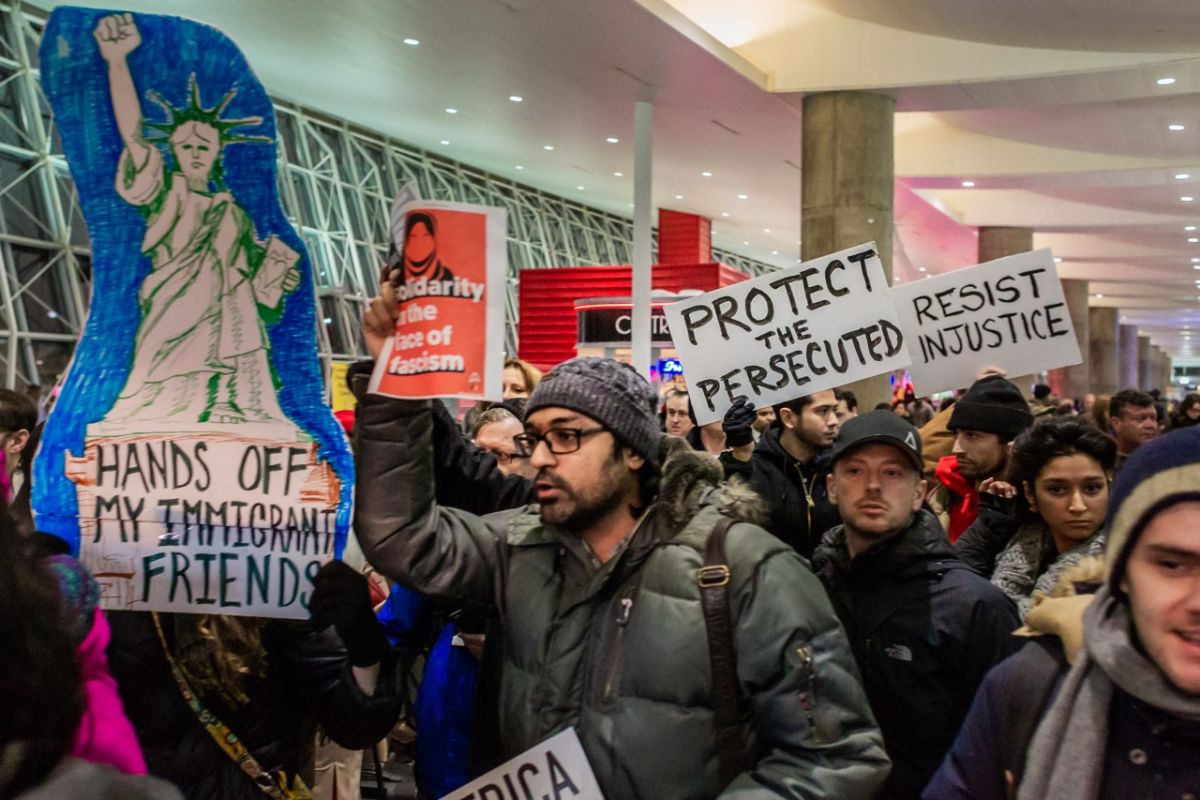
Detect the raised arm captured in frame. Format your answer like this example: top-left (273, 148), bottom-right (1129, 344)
top-left (94, 13), bottom-right (150, 165)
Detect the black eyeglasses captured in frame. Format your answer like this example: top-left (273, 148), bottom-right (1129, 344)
top-left (513, 426), bottom-right (607, 457)
top-left (480, 447), bottom-right (524, 466)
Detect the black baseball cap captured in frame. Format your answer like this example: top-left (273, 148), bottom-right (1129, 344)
top-left (829, 410), bottom-right (923, 472)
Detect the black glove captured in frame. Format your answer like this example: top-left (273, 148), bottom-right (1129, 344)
top-left (309, 560), bottom-right (389, 667)
top-left (723, 398), bottom-right (757, 448)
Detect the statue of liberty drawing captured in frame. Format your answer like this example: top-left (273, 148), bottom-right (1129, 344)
top-left (91, 13), bottom-right (301, 430)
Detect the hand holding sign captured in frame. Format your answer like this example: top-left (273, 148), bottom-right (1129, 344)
top-left (664, 243), bottom-right (911, 425)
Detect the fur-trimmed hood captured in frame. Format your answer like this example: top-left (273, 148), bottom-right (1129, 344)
top-left (656, 435), bottom-right (766, 532)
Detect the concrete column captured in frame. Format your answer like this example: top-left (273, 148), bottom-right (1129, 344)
top-left (802, 91), bottom-right (894, 408)
top-left (977, 227), bottom-right (1037, 395)
top-left (1088, 307), bottom-right (1120, 396)
top-left (1047, 279), bottom-right (1090, 400)
top-left (1138, 336), bottom-right (1153, 389)
top-left (978, 226), bottom-right (1034, 266)
top-left (1119, 324), bottom-right (1139, 391)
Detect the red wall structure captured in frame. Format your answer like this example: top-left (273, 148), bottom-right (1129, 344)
top-left (517, 209), bottom-right (747, 370)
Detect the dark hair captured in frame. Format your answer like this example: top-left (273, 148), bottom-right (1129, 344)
top-left (1033, 383), bottom-right (1052, 400)
top-left (1172, 393), bottom-right (1200, 428)
top-left (1009, 417), bottom-right (1117, 523)
top-left (0, 508), bottom-right (83, 795)
top-left (662, 388), bottom-right (697, 427)
top-left (835, 389), bottom-right (858, 412)
top-left (0, 388), bottom-right (36, 435)
top-left (1109, 389), bottom-right (1154, 420)
top-left (772, 394), bottom-right (815, 429)
top-left (405, 211), bottom-right (436, 240)
top-left (873, 401), bottom-right (892, 411)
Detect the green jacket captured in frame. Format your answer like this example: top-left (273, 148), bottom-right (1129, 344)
top-left (355, 397), bottom-right (889, 799)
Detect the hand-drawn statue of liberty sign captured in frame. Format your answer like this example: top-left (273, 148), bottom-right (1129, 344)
top-left (34, 9), bottom-right (354, 619)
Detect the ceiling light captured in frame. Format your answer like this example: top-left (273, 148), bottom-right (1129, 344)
top-left (742, 241), bottom-right (749, 245)
top-left (509, 95), bottom-right (523, 103)
top-left (515, 165), bottom-right (524, 170)
top-left (918, 267), bottom-right (927, 272)
top-left (1054, 257), bottom-right (1062, 263)
top-left (47, 310), bottom-right (58, 319)
top-left (1190, 237), bottom-right (1199, 243)
top-left (613, 172), bottom-right (623, 177)
top-left (961, 180), bottom-right (975, 188)
top-left (606, 137), bottom-right (619, 144)
top-left (543, 145), bottom-right (554, 151)
top-left (737, 194), bottom-right (749, 200)
top-left (403, 38), bottom-right (420, 46)
top-left (1170, 124), bottom-right (1186, 131)
top-left (1192, 257), bottom-right (1199, 262)
top-left (576, 185), bottom-right (585, 191)
top-left (720, 212), bottom-right (730, 217)
top-left (1178, 173), bottom-right (1191, 180)
top-left (1188, 226), bottom-right (1198, 231)
top-left (674, 194), bottom-right (683, 200)
top-left (445, 108), bottom-right (458, 115)
top-left (771, 250), bottom-right (779, 255)
top-left (1158, 77), bottom-right (1177, 86)
top-left (439, 139), bottom-right (450, 145)
top-left (1095, 294), bottom-right (1104, 299)
top-left (1183, 196), bottom-right (1195, 202)
top-left (701, 171), bottom-right (713, 177)
top-left (763, 228), bottom-right (771, 233)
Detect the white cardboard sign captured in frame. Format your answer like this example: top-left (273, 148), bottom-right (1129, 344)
top-left (440, 728), bottom-right (604, 800)
top-left (891, 248), bottom-right (1082, 395)
top-left (664, 242), bottom-right (910, 425)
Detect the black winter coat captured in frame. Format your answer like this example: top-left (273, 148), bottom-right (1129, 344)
top-left (108, 613), bottom-right (401, 800)
top-left (719, 427), bottom-right (839, 558)
top-left (953, 492), bottom-right (1020, 577)
top-left (813, 511), bottom-right (1023, 800)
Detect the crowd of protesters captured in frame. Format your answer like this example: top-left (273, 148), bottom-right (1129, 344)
top-left (3, 265), bottom-right (1200, 800)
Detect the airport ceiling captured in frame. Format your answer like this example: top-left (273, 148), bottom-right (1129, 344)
top-left (33, 0), bottom-right (1200, 356)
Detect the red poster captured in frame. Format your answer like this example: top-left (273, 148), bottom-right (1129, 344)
top-left (369, 201), bottom-right (506, 400)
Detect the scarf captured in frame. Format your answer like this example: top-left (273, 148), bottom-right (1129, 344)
top-left (934, 455), bottom-right (978, 542)
top-left (1017, 587), bottom-right (1200, 800)
top-left (991, 523), bottom-right (1106, 620)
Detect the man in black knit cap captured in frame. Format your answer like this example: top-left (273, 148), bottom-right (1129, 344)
top-left (926, 375), bottom-right (1033, 542)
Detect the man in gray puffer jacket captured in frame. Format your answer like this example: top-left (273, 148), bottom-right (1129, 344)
top-left (355, 353), bottom-right (889, 799)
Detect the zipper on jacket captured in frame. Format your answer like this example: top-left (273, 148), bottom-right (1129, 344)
top-left (796, 644), bottom-right (821, 744)
top-left (601, 584), bottom-right (637, 705)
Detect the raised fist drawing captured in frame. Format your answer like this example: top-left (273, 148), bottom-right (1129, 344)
top-left (94, 13), bottom-right (141, 61)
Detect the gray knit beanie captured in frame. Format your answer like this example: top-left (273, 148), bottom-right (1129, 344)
top-left (525, 357), bottom-right (662, 465)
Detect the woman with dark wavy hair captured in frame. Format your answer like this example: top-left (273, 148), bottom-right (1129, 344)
top-left (1170, 392), bottom-right (1200, 429)
top-left (954, 417), bottom-right (1116, 619)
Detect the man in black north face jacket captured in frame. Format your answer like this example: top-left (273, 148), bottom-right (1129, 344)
top-left (813, 411), bottom-right (1022, 800)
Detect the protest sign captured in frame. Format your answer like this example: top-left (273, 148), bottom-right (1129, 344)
top-left (891, 249), bottom-right (1082, 395)
top-left (369, 200), bottom-right (506, 401)
top-left (664, 243), bottom-right (911, 425)
top-left (441, 728), bottom-right (604, 800)
top-left (34, 9), bottom-right (353, 619)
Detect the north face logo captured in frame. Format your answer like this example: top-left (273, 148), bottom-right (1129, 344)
top-left (904, 432), bottom-right (917, 450)
top-left (884, 644), bottom-right (913, 662)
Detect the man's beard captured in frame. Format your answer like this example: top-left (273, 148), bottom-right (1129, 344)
top-left (537, 470), bottom-right (628, 533)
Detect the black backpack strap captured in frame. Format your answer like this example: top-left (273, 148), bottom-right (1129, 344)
top-left (1000, 637), bottom-right (1068, 786)
top-left (697, 514), bottom-right (750, 788)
